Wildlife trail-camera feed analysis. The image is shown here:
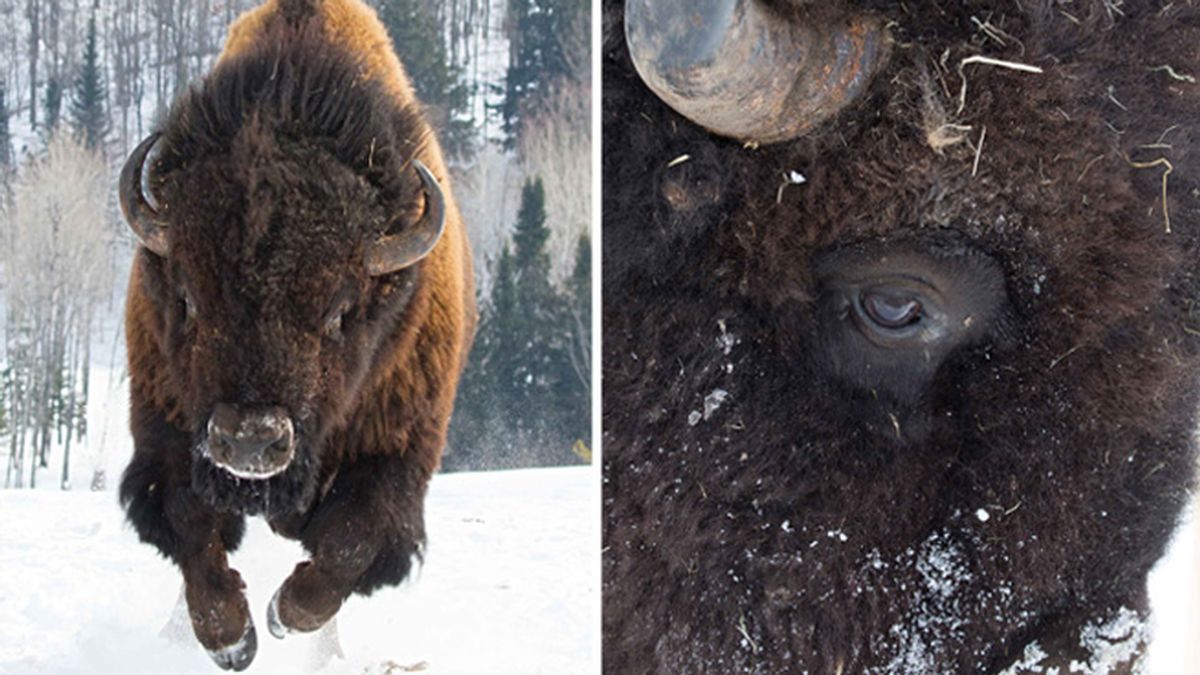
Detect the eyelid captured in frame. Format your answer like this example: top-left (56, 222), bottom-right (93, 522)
top-left (328, 297), bottom-right (352, 319)
top-left (180, 286), bottom-right (196, 317)
top-left (321, 291), bottom-right (355, 334)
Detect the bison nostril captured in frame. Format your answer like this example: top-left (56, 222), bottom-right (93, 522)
top-left (264, 437), bottom-right (291, 457)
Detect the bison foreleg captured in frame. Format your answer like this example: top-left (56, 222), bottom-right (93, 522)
top-left (119, 412), bottom-right (255, 670)
top-left (267, 453), bottom-right (429, 637)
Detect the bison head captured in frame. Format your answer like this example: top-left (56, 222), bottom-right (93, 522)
top-left (604, 0), bottom-right (1200, 670)
top-left (119, 37), bottom-right (443, 516)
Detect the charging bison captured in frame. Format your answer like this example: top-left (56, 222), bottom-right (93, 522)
top-left (603, 0), bottom-right (1200, 672)
top-left (117, 0), bottom-right (473, 668)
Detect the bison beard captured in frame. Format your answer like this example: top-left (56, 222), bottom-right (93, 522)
top-left (190, 438), bottom-right (319, 518)
top-left (604, 1), bottom-right (1200, 674)
top-left (116, 0), bottom-right (473, 670)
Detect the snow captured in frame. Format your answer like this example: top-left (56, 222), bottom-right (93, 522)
top-left (0, 466), bottom-right (596, 675)
top-left (1073, 606), bottom-right (1148, 673)
top-left (702, 389), bottom-right (728, 421)
top-left (998, 642), bottom-right (1050, 675)
top-left (1146, 502), bottom-right (1198, 675)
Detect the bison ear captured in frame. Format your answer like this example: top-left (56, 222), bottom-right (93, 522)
top-left (624, 0), bottom-right (890, 144)
top-left (365, 158), bottom-right (447, 276)
top-left (119, 133), bottom-right (170, 257)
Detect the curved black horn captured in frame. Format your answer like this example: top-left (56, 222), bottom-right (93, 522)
top-left (624, 0), bottom-right (890, 144)
top-left (119, 132), bottom-right (170, 256)
top-left (366, 159), bottom-right (447, 276)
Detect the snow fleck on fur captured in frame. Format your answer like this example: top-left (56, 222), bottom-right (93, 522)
top-left (999, 642), bottom-right (1052, 675)
top-left (703, 389), bottom-right (729, 420)
top-left (1071, 607), bottom-right (1148, 674)
top-left (874, 532), bottom-right (975, 673)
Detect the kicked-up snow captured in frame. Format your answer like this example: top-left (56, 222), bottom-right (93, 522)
top-left (0, 466), bottom-right (596, 674)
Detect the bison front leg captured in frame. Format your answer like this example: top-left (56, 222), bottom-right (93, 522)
top-left (179, 532), bottom-right (257, 670)
top-left (267, 453), bottom-right (430, 637)
top-left (120, 412), bottom-right (255, 670)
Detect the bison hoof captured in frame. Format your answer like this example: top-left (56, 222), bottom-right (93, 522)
top-left (266, 588), bottom-right (290, 640)
top-left (267, 584), bottom-right (337, 638)
top-left (207, 619), bottom-right (257, 671)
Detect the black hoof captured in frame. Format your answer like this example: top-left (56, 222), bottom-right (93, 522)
top-left (266, 588), bottom-right (288, 640)
top-left (207, 621), bottom-right (257, 671)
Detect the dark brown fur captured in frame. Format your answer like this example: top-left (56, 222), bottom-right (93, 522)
top-left (603, 1), bottom-right (1200, 673)
top-left (118, 0), bottom-right (473, 662)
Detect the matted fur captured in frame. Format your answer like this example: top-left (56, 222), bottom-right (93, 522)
top-left (603, 1), bottom-right (1200, 673)
top-left (118, 0), bottom-right (473, 653)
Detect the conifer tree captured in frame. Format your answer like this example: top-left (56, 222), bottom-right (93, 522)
top-left (70, 10), bottom-right (108, 152)
top-left (499, 0), bottom-right (588, 147)
top-left (447, 178), bottom-right (590, 470)
top-left (44, 76), bottom-right (62, 133)
top-left (377, 0), bottom-right (474, 158)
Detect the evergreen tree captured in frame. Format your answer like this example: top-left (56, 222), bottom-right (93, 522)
top-left (376, 0), bottom-right (474, 158)
top-left (498, 0), bottom-right (588, 147)
top-left (507, 180), bottom-right (559, 416)
top-left (446, 247), bottom-right (517, 471)
top-left (44, 76), bottom-right (63, 133)
top-left (569, 236), bottom-right (591, 327)
top-left (447, 178), bottom-right (588, 470)
top-left (562, 234), bottom-right (591, 441)
top-left (513, 179), bottom-right (551, 283)
top-left (70, 10), bottom-right (108, 152)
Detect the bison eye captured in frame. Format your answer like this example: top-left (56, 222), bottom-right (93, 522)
top-left (180, 288), bottom-right (197, 325)
top-left (323, 301), bottom-right (352, 339)
top-left (813, 235), bottom-right (1009, 403)
top-left (859, 289), bottom-right (923, 330)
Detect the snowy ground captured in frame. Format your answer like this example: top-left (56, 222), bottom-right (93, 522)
top-left (0, 466), bottom-right (597, 675)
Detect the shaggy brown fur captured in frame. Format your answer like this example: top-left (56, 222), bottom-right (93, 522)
top-left (118, 0), bottom-right (473, 667)
top-left (603, 1), bottom-right (1200, 673)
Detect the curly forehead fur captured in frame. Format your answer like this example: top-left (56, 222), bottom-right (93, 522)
top-left (603, 1), bottom-right (1200, 672)
top-left (156, 21), bottom-right (431, 249)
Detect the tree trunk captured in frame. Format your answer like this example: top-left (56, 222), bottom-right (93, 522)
top-left (26, 0), bottom-right (39, 129)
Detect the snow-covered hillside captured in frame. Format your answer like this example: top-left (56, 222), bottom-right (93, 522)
top-left (0, 466), bottom-right (596, 675)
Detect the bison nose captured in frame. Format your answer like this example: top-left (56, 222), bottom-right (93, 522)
top-left (206, 403), bottom-right (295, 479)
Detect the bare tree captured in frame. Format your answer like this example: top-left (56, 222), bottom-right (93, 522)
top-left (2, 132), bottom-right (110, 489)
top-left (451, 142), bottom-right (523, 303)
top-left (25, 0), bottom-right (38, 128)
top-left (518, 79), bottom-right (589, 286)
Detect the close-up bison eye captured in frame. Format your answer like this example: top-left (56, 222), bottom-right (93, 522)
top-left (813, 237), bottom-right (1008, 401)
top-left (857, 286), bottom-right (923, 331)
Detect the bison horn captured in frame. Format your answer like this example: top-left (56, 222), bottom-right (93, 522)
top-left (366, 158), bottom-right (447, 276)
top-left (624, 0), bottom-right (890, 144)
top-left (119, 132), bottom-right (170, 256)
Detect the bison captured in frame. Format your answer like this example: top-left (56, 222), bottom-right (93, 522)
top-left (603, 0), bottom-right (1200, 672)
top-left (117, 0), bottom-right (473, 668)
